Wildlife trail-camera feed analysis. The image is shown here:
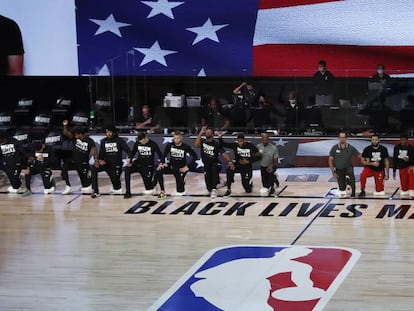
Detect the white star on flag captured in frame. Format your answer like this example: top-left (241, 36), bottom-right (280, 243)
top-left (89, 14), bottom-right (131, 37)
top-left (135, 41), bottom-right (177, 67)
top-left (141, 0), bottom-right (184, 19)
top-left (275, 138), bottom-right (287, 147)
top-left (195, 159), bottom-right (204, 169)
top-left (97, 64), bottom-right (110, 76)
top-left (198, 68), bottom-right (206, 77)
top-left (162, 136), bottom-right (173, 144)
top-left (126, 136), bottom-right (137, 144)
top-left (186, 18), bottom-right (229, 45)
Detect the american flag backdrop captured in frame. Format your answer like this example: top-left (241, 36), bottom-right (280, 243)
top-left (75, 0), bottom-right (414, 77)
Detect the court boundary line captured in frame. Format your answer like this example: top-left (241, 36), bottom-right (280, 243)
top-left (291, 198), bottom-right (333, 245)
top-left (67, 194), bottom-right (82, 204)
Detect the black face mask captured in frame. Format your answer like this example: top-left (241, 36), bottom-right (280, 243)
top-left (372, 142), bottom-right (379, 147)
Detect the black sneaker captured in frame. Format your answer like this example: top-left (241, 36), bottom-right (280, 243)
top-left (358, 190), bottom-right (366, 198)
top-left (269, 187), bottom-right (275, 196)
top-left (223, 189), bottom-right (231, 197)
top-left (124, 193), bottom-right (132, 199)
top-left (91, 193), bottom-right (101, 198)
top-left (351, 192), bottom-right (356, 198)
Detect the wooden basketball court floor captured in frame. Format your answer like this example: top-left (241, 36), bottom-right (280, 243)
top-left (1, 167), bottom-right (413, 311)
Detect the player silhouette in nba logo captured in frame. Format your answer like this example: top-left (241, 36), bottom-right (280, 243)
top-left (190, 246), bottom-right (326, 311)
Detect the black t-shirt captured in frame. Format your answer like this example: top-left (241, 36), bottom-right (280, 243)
top-left (200, 139), bottom-right (222, 165)
top-left (0, 138), bottom-right (26, 166)
top-left (163, 142), bottom-right (197, 169)
top-left (129, 139), bottom-right (163, 166)
top-left (29, 145), bottom-right (54, 167)
top-left (219, 138), bottom-right (259, 164)
top-left (0, 15), bottom-right (24, 75)
top-left (313, 70), bottom-right (334, 95)
top-left (362, 144), bottom-right (389, 172)
top-left (73, 137), bottom-right (96, 163)
top-left (99, 136), bottom-right (131, 166)
top-left (135, 114), bottom-right (153, 127)
top-left (393, 144), bottom-right (414, 172)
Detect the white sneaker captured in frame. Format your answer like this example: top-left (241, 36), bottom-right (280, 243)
top-left (259, 187), bottom-right (269, 194)
top-left (81, 185), bottom-right (93, 194)
top-left (62, 185), bottom-right (72, 195)
top-left (7, 186), bottom-right (19, 193)
top-left (400, 190), bottom-right (410, 196)
top-left (338, 190), bottom-right (347, 198)
top-left (110, 188), bottom-right (123, 195)
top-left (172, 191), bottom-right (186, 196)
top-left (373, 191), bottom-right (385, 196)
top-left (8, 186), bottom-right (25, 194)
top-left (410, 190), bottom-right (414, 197)
top-left (210, 189), bottom-right (217, 198)
top-left (44, 187), bottom-right (55, 194)
top-left (143, 189), bottom-right (155, 195)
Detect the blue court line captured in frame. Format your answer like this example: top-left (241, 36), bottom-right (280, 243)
top-left (67, 194), bottom-right (82, 204)
top-left (389, 187), bottom-right (399, 200)
top-left (291, 198), bottom-right (333, 245)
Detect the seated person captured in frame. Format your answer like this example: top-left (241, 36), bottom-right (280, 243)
top-left (233, 81), bottom-right (265, 109)
top-left (201, 97), bottom-right (229, 131)
top-left (135, 105), bottom-right (160, 133)
top-left (283, 90), bottom-right (304, 132)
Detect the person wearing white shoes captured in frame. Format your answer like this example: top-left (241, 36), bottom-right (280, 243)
top-left (359, 134), bottom-right (389, 197)
top-left (62, 121), bottom-right (97, 195)
top-left (0, 130), bottom-right (26, 193)
top-left (194, 127), bottom-right (223, 199)
top-left (219, 132), bottom-right (261, 197)
top-left (124, 132), bottom-right (163, 199)
top-left (392, 134), bottom-right (414, 197)
top-left (153, 131), bottom-right (197, 199)
top-left (91, 125), bottom-right (131, 198)
top-left (23, 141), bottom-right (55, 195)
top-left (257, 133), bottom-right (279, 197)
top-left (328, 131), bottom-right (360, 198)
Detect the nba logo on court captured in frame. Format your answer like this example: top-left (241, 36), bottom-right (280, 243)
top-left (149, 245), bottom-right (360, 311)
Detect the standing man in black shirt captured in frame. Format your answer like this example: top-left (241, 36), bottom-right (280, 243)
top-left (124, 132), bottom-right (163, 198)
top-left (313, 60), bottom-right (334, 106)
top-left (91, 125), bottom-right (131, 198)
top-left (359, 134), bottom-right (389, 197)
top-left (194, 127), bottom-right (223, 198)
top-left (0, 15), bottom-right (24, 75)
top-left (0, 131), bottom-right (26, 193)
top-left (219, 132), bottom-right (261, 196)
top-left (392, 134), bottom-right (414, 197)
top-left (328, 131), bottom-right (360, 198)
top-left (154, 130), bottom-right (197, 199)
top-left (62, 120), bottom-right (98, 194)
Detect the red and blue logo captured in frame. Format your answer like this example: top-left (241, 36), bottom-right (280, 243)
top-left (149, 245), bottom-right (360, 311)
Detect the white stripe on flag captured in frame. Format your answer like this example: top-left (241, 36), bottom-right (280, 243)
top-left (254, 0), bottom-right (414, 46)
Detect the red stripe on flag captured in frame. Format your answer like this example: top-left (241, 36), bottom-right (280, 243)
top-left (259, 0), bottom-right (342, 10)
top-left (253, 44), bottom-right (414, 77)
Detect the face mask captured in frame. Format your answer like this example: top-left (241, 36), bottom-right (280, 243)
top-left (377, 69), bottom-right (384, 75)
top-left (289, 99), bottom-right (296, 104)
top-left (318, 66), bottom-right (325, 72)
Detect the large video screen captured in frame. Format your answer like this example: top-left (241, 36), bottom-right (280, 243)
top-left (2, 0), bottom-right (414, 77)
